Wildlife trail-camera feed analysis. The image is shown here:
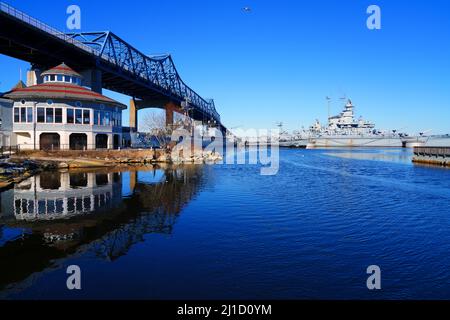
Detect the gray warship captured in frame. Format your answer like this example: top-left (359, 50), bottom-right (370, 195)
top-left (280, 99), bottom-right (427, 148)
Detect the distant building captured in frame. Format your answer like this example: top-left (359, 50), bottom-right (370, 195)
top-left (1, 63), bottom-right (126, 150)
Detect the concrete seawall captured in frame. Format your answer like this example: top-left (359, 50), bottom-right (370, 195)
top-left (413, 147), bottom-right (450, 167)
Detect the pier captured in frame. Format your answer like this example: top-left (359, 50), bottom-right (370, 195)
top-left (413, 147), bottom-right (450, 167)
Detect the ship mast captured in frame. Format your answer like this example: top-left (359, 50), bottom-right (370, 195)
top-left (326, 96), bottom-right (331, 126)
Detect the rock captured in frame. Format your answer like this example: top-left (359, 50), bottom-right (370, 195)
top-left (22, 160), bottom-right (39, 170)
top-left (58, 162), bottom-right (69, 169)
top-left (3, 168), bottom-right (16, 175)
top-left (157, 155), bottom-right (168, 162)
top-left (40, 161), bottom-right (58, 170)
top-left (0, 181), bottom-right (12, 189)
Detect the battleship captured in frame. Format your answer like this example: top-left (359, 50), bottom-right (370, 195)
top-left (280, 99), bottom-right (428, 148)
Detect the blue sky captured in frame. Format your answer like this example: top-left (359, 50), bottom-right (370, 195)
top-left (1, 0), bottom-right (449, 134)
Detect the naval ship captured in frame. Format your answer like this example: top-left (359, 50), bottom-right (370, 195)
top-left (280, 99), bottom-right (427, 148)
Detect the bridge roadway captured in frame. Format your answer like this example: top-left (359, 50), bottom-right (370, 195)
top-left (0, 2), bottom-right (226, 133)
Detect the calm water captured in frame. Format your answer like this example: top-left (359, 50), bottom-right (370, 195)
top-left (1, 148), bottom-right (450, 299)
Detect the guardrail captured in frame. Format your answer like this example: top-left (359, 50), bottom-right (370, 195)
top-left (0, 145), bottom-right (20, 154)
top-left (0, 2), bottom-right (96, 55)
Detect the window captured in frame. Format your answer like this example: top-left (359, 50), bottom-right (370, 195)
top-left (67, 108), bottom-right (74, 124)
top-left (105, 112), bottom-right (111, 126)
top-left (14, 106), bottom-right (34, 123)
top-left (20, 107), bottom-right (26, 123)
top-left (64, 76), bottom-right (71, 83)
top-left (46, 108), bottom-right (54, 123)
top-left (14, 107), bottom-right (19, 123)
top-left (75, 109), bottom-right (82, 124)
top-left (50, 75), bottom-right (55, 81)
top-left (115, 113), bottom-right (120, 126)
top-left (94, 110), bottom-right (99, 125)
top-left (99, 111), bottom-right (104, 125)
top-left (55, 108), bottom-right (62, 123)
top-left (83, 110), bottom-right (90, 124)
top-left (27, 107), bottom-right (33, 123)
top-left (57, 75), bottom-right (63, 82)
top-left (37, 107), bottom-right (45, 123)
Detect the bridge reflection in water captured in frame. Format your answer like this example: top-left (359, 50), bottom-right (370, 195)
top-left (0, 165), bottom-right (206, 294)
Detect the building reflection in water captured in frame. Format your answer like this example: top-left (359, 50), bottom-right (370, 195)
top-left (0, 165), bottom-right (206, 294)
top-left (13, 171), bottom-right (120, 221)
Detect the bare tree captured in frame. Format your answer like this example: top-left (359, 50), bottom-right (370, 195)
top-left (141, 111), bottom-right (187, 150)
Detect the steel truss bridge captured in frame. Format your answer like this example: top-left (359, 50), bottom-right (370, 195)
top-left (0, 2), bottom-right (224, 129)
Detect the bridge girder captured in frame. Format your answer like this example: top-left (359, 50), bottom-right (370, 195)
top-left (67, 31), bottom-right (221, 123)
top-left (0, 2), bottom-right (222, 125)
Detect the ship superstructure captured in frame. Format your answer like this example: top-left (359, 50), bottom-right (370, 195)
top-left (280, 99), bottom-right (427, 148)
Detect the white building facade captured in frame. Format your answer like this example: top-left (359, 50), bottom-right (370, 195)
top-left (2, 63), bottom-right (126, 150)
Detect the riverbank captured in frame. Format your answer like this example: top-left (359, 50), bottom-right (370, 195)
top-left (0, 158), bottom-right (42, 190)
top-left (0, 148), bottom-right (223, 190)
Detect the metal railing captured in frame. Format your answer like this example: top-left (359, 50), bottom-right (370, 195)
top-left (17, 144), bottom-right (121, 152)
top-left (0, 2), bottom-right (96, 55)
top-left (0, 145), bottom-right (20, 154)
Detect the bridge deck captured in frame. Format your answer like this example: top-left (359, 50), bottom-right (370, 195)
top-left (0, 2), bottom-right (222, 126)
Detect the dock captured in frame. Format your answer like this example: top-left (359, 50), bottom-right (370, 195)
top-left (413, 147), bottom-right (450, 167)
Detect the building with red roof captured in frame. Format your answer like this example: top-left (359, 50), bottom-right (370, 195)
top-left (2, 63), bottom-right (126, 150)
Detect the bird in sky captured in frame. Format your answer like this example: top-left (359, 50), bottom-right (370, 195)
top-left (242, 6), bottom-right (252, 13)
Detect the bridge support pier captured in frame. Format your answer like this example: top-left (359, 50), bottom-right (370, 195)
top-left (129, 99), bottom-right (138, 132)
top-left (165, 102), bottom-right (178, 127)
top-left (80, 69), bottom-right (103, 94)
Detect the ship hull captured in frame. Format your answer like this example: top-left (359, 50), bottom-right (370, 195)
top-left (280, 139), bottom-right (309, 148)
top-left (307, 136), bottom-right (405, 148)
top-left (424, 136), bottom-right (450, 147)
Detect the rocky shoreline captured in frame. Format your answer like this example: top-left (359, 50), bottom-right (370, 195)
top-left (0, 149), bottom-right (223, 190)
top-left (0, 158), bottom-right (47, 190)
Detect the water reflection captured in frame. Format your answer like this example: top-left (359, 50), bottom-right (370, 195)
top-left (324, 148), bottom-right (413, 164)
top-left (11, 171), bottom-right (120, 221)
top-left (0, 165), bottom-right (206, 294)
